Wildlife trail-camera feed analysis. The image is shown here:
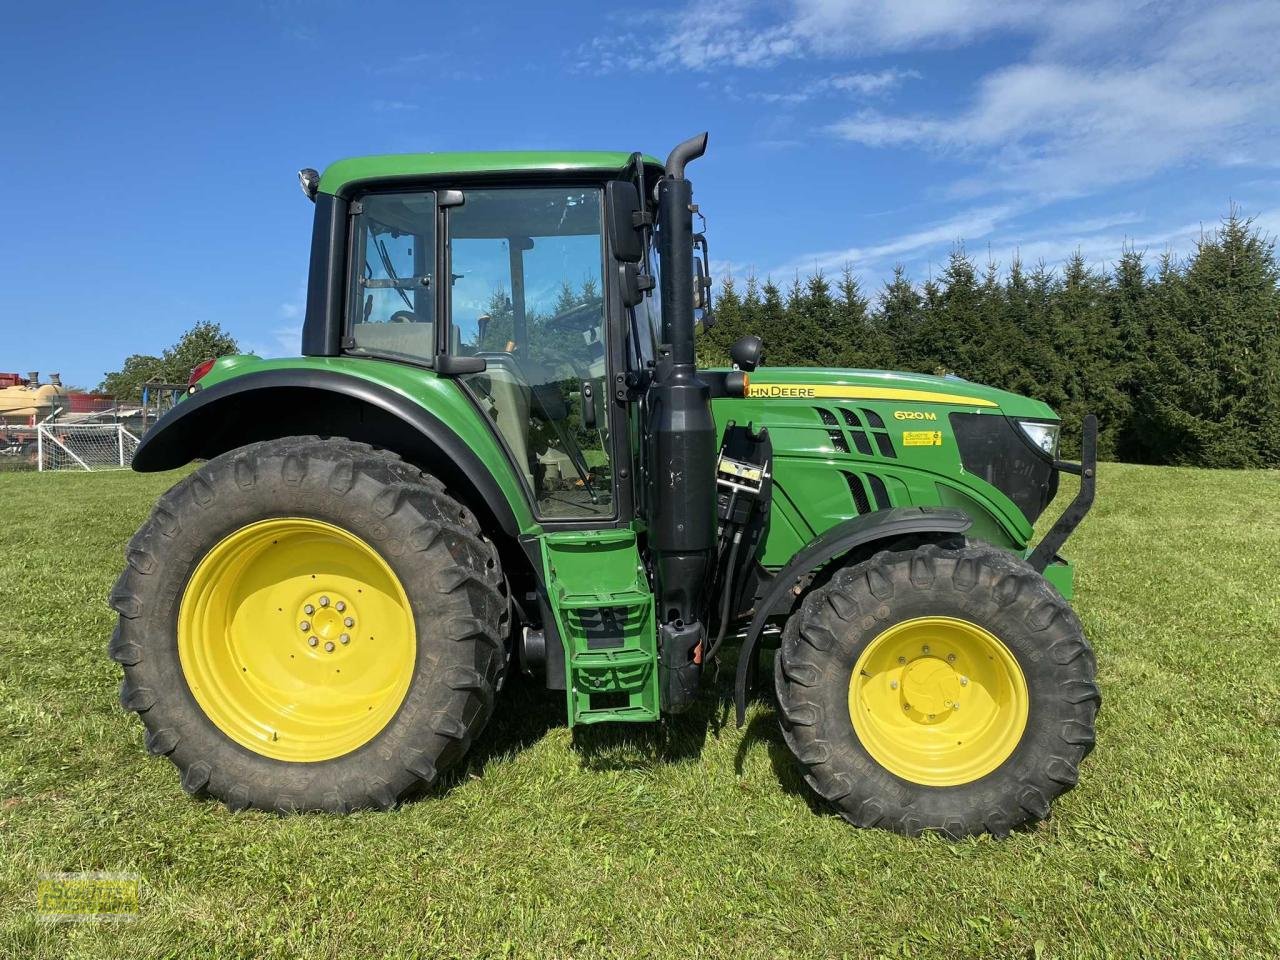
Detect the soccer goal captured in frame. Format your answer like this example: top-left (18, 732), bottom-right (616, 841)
top-left (37, 423), bottom-right (140, 471)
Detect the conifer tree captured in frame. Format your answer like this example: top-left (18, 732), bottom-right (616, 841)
top-left (1051, 253), bottom-right (1129, 457)
top-left (757, 279), bottom-right (788, 363)
top-left (1110, 248), bottom-right (1157, 462)
top-left (1146, 215), bottom-right (1280, 466)
top-left (835, 266), bottom-right (888, 368)
top-left (932, 248), bottom-right (983, 377)
top-left (877, 265), bottom-right (925, 372)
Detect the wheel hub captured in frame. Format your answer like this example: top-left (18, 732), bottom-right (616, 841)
top-left (297, 591), bottom-right (357, 654)
top-left (900, 656), bottom-right (963, 719)
top-left (848, 616), bottom-right (1028, 786)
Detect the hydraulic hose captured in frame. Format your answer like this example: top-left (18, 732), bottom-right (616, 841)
top-left (703, 528), bottom-right (744, 665)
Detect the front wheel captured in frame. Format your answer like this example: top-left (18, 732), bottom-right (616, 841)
top-left (109, 437), bottom-right (507, 813)
top-left (775, 542), bottom-right (1099, 838)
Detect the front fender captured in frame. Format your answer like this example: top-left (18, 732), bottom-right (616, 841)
top-left (734, 506), bottom-right (972, 725)
top-left (133, 364), bottom-right (534, 538)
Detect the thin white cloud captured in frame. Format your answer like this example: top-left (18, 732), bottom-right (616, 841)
top-left (771, 203), bottom-right (1018, 277)
top-left (996, 205), bottom-right (1280, 272)
top-left (830, 69), bottom-right (918, 94)
top-left (751, 67), bottom-right (920, 104)
top-left (372, 100), bottom-right (419, 112)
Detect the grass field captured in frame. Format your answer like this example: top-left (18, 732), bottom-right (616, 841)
top-left (1, 463), bottom-right (1278, 959)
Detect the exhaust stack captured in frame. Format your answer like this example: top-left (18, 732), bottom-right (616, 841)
top-left (649, 132), bottom-right (717, 712)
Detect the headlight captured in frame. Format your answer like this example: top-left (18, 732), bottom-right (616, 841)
top-left (1017, 420), bottom-right (1060, 457)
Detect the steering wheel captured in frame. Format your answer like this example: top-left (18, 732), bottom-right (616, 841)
top-left (389, 310), bottom-right (419, 323)
top-left (545, 298), bottom-right (603, 333)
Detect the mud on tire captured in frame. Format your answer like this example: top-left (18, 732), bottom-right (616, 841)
top-left (109, 436), bottom-right (507, 813)
top-left (775, 541), bottom-right (1099, 838)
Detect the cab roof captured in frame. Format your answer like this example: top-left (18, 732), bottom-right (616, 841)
top-left (318, 151), bottom-right (663, 197)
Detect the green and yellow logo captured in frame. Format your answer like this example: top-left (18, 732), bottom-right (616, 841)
top-left (744, 383), bottom-right (817, 399)
top-left (37, 873), bottom-right (140, 923)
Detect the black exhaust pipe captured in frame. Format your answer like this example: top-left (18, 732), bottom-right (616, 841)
top-left (664, 131), bottom-right (708, 180)
top-left (650, 132), bottom-right (717, 712)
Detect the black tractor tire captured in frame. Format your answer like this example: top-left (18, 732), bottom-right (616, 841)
top-left (775, 540), bottom-right (1099, 838)
top-left (109, 436), bottom-right (507, 813)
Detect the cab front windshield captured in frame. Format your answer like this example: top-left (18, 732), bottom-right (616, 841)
top-left (450, 187), bottom-right (611, 519)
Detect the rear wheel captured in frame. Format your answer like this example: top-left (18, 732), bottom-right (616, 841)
top-left (775, 541), bottom-right (1099, 838)
top-left (110, 437), bottom-right (507, 812)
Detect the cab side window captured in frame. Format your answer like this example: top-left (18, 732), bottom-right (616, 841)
top-left (346, 192), bottom-right (436, 363)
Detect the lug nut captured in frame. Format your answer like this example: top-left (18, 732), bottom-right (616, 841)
top-left (339, 633), bottom-right (350, 645)
top-left (304, 604), bottom-right (315, 615)
top-left (299, 621), bottom-right (311, 632)
top-left (308, 636), bottom-right (319, 647)
top-left (952, 703), bottom-right (960, 710)
top-left (335, 601), bottom-right (346, 612)
top-left (959, 676), bottom-right (969, 686)
top-left (947, 653), bottom-right (956, 663)
top-left (903, 703), bottom-right (911, 711)
top-left (922, 645), bottom-right (930, 654)
top-left (324, 641), bottom-right (335, 652)
top-left (898, 656), bottom-right (907, 664)
top-left (344, 617), bottom-right (354, 628)
top-left (889, 679), bottom-right (899, 689)
top-left (319, 596), bottom-right (330, 607)
top-left (928, 713), bottom-right (935, 720)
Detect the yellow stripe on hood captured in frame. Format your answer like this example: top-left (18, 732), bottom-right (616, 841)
top-left (744, 382), bottom-right (999, 407)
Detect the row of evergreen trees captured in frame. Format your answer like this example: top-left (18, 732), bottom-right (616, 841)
top-left (696, 213), bottom-right (1280, 468)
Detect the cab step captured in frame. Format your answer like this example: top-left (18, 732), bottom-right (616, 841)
top-left (539, 529), bottom-right (658, 726)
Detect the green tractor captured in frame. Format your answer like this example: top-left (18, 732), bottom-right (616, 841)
top-left (110, 134), bottom-right (1099, 836)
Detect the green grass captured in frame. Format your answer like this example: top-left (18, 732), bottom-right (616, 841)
top-left (1, 464), bottom-right (1278, 959)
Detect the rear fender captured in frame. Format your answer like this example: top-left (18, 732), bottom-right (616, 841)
top-left (734, 506), bottom-right (972, 725)
top-left (132, 368), bottom-right (532, 541)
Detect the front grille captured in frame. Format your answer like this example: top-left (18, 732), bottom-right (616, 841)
top-left (844, 471), bottom-right (871, 514)
top-left (950, 413), bottom-right (1057, 523)
top-left (867, 473), bottom-right (891, 509)
top-left (815, 406), bottom-right (896, 458)
top-left (843, 470), bottom-right (891, 513)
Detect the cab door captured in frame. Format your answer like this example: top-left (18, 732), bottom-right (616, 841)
top-left (444, 186), bottom-right (615, 521)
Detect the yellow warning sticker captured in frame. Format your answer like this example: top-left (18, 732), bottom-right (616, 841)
top-left (902, 431), bottom-right (943, 446)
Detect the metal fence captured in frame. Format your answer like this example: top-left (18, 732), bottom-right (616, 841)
top-left (37, 423), bottom-right (140, 471)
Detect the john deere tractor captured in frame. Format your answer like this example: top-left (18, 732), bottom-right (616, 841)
top-left (111, 134), bottom-right (1098, 836)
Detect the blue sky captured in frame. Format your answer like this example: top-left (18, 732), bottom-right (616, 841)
top-left (3, 0), bottom-right (1277, 389)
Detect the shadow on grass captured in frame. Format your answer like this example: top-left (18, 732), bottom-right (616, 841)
top-left (429, 645), bottom-right (824, 812)
top-left (438, 669), bottom-right (565, 789)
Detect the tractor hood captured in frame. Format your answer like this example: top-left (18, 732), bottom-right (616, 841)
top-left (735, 367), bottom-right (1058, 421)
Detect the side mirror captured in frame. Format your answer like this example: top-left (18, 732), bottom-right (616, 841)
top-left (730, 335), bottom-right (764, 372)
top-left (693, 234), bottom-right (714, 328)
top-left (605, 181), bottom-right (644, 263)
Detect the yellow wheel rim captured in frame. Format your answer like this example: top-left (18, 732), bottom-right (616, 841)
top-left (848, 617), bottom-right (1028, 786)
top-left (178, 518), bottom-right (416, 762)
